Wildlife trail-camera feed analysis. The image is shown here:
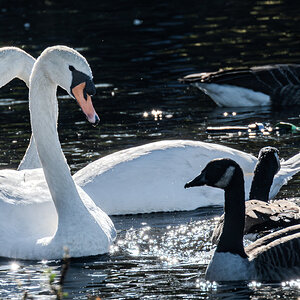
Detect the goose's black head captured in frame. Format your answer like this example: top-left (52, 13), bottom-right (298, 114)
top-left (184, 158), bottom-right (241, 190)
top-left (256, 146), bottom-right (280, 175)
top-left (249, 147), bottom-right (280, 201)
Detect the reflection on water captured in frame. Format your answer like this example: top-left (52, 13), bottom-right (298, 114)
top-left (1, 0), bottom-right (300, 298)
top-left (1, 210), bottom-right (300, 299)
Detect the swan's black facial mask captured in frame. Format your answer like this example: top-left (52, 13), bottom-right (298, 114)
top-left (69, 65), bottom-right (96, 100)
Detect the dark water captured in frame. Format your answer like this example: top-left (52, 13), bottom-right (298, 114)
top-left (0, 0), bottom-right (300, 298)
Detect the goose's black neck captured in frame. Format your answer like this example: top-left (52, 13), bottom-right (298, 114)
top-left (216, 167), bottom-right (247, 258)
top-left (249, 153), bottom-right (278, 202)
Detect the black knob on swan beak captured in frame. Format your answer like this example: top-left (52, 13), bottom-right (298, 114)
top-left (92, 115), bottom-right (100, 127)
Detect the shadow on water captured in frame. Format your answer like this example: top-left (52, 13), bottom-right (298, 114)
top-left (0, 0), bottom-right (300, 298)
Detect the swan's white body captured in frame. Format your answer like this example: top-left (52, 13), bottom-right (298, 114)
top-left (0, 46), bottom-right (116, 260)
top-left (75, 140), bottom-right (256, 214)
top-left (2, 138), bottom-right (299, 217)
top-left (2, 48), bottom-right (300, 215)
top-left (74, 141), bottom-right (300, 214)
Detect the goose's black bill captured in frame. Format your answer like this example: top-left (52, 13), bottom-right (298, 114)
top-left (184, 173), bottom-right (206, 189)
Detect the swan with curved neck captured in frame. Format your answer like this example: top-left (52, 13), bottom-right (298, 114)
top-left (0, 46), bottom-right (115, 260)
top-left (0, 47), bottom-right (40, 170)
top-left (2, 48), bottom-right (300, 215)
top-left (185, 158), bottom-right (300, 281)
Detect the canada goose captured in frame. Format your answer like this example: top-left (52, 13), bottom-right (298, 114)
top-left (185, 158), bottom-right (300, 281)
top-left (179, 64), bottom-right (300, 107)
top-left (211, 147), bottom-right (300, 244)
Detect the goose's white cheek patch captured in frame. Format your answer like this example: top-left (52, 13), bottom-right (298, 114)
top-left (214, 166), bottom-right (235, 188)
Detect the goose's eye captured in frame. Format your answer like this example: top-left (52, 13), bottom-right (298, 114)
top-left (214, 165), bottom-right (223, 173)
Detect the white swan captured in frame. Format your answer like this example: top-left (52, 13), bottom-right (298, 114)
top-left (2, 48), bottom-right (300, 215)
top-left (0, 46), bottom-right (41, 170)
top-left (73, 141), bottom-right (300, 214)
top-left (0, 46), bottom-right (116, 260)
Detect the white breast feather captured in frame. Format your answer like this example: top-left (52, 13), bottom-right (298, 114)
top-left (206, 251), bottom-right (252, 281)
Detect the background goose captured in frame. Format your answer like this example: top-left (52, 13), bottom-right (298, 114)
top-left (2, 48), bottom-right (300, 214)
top-left (0, 46), bottom-right (116, 260)
top-left (0, 47), bottom-right (40, 170)
top-left (212, 147), bottom-right (300, 244)
top-left (184, 158), bottom-right (300, 282)
top-left (179, 64), bottom-right (300, 107)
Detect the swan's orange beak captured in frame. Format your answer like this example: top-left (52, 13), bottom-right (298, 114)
top-left (72, 82), bottom-right (100, 125)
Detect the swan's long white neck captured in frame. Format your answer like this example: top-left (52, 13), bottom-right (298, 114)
top-left (0, 47), bottom-right (41, 171)
top-left (17, 54), bottom-right (35, 87)
top-left (29, 67), bottom-right (84, 223)
top-left (0, 47), bottom-right (34, 87)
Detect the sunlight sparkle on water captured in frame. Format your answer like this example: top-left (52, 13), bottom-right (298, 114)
top-left (128, 245), bottom-right (140, 256)
top-left (10, 263), bottom-right (19, 271)
top-left (110, 245), bottom-right (120, 254)
top-left (196, 279), bottom-right (218, 291)
top-left (143, 110), bottom-right (164, 120)
top-left (117, 219), bottom-right (216, 266)
top-left (248, 281), bottom-right (262, 288)
top-left (151, 109), bottom-right (163, 120)
top-left (282, 280), bottom-right (300, 289)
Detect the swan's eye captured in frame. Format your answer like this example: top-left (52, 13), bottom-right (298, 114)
top-left (83, 87), bottom-right (88, 101)
top-left (85, 79), bottom-right (96, 96)
top-left (70, 68), bottom-right (96, 99)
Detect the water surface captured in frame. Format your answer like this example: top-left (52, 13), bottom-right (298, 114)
top-left (0, 0), bottom-right (300, 298)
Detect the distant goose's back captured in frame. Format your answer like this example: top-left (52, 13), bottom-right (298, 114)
top-left (180, 64), bottom-right (300, 107)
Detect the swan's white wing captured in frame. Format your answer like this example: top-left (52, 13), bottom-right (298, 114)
top-left (270, 152), bottom-right (300, 199)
